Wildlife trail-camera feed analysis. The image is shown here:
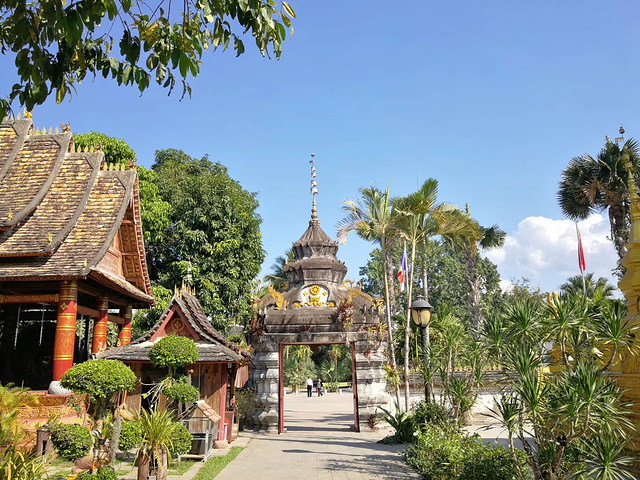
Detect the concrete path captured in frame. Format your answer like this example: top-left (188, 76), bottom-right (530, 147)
top-left (215, 391), bottom-right (421, 480)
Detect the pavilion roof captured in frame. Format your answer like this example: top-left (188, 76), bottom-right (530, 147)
top-left (100, 290), bottom-right (251, 363)
top-left (0, 116), bottom-right (153, 306)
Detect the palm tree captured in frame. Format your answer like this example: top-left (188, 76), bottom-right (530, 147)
top-left (445, 206), bottom-right (505, 335)
top-left (392, 179), bottom-right (476, 410)
top-left (558, 137), bottom-right (640, 265)
top-left (136, 408), bottom-right (180, 480)
top-left (559, 273), bottom-right (617, 300)
top-left (263, 248), bottom-right (295, 291)
top-left (337, 185), bottom-right (401, 407)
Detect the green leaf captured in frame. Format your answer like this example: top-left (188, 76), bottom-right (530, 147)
top-left (282, 2), bottom-right (296, 18)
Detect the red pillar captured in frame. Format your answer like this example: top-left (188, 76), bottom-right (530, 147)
top-left (118, 304), bottom-right (133, 346)
top-left (91, 297), bottom-right (109, 354)
top-left (53, 280), bottom-right (78, 381)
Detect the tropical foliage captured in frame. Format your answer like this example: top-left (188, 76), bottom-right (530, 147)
top-left (0, 0), bottom-right (296, 117)
top-left (488, 294), bottom-right (637, 480)
top-left (558, 137), bottom-right (640, 269)
top-left (141, 149), bottom-right (264, 332)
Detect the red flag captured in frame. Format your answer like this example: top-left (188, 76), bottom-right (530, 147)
top-left (576, 225), bottom-right (586, 273)
top-left (397, 244), bottom-right (407, 293)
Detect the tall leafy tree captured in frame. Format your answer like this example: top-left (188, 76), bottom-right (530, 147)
top-left (0, 1), bottom-right (296, 117)
top-left (145, 149), bottom-right (264, 332)
top-left (558, 137), bottom-right (640, 266)
top-left (337, 185), bottom-right (401, 407)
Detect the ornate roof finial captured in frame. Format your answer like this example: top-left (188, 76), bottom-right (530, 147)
top-left (616, 125), bottom-right (625, 147)
top-left (309, 153), bottom-right (318, 222)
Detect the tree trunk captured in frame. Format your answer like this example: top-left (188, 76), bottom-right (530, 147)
top-left (92, 401), bottom-right (107, 473)
top-left (157, 448), bottom-right (169, 480)
top-left (466, 246), bottom-right (482, 337)
top-left (137, 453), bottom-right (150, 480)
top-left (403, 243), bottom-right (417, 412)
top-left (108, 407), bottom-right (123, 463)
top-left (382, 239), bottom-right (401, 408)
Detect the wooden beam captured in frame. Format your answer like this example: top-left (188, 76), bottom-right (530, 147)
top-left (109, 314), bottom-right (126, 325)
top-left (0, 294), bottom-right (59, 304)
top-left (77, 281), bottom-right (132, 307)
top-left (77, 305), bottom-right (100, 318)
top-left (76, 305), bottom-right (126, 324)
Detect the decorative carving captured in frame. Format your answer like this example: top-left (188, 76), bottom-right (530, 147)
top-left (293, 302), bottom-right (303, 308)
top-left (301, 284), bottom-right (329, 307)
top-left (343, 280), bottom-right (373, 303)
top-left (267, 284), bottom-right (287, 310)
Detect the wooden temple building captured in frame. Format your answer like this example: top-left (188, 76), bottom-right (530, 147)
top-left (0, 114), bottom-right (153, 394)
top-left (99, 288), bottom-right (251, 445)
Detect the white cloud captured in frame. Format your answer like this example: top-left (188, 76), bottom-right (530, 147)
top-left (485, 214), bottom-right (619, 293)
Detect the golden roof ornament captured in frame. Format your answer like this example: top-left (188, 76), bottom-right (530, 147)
top-left (623, 145), bottom-right (640, 242)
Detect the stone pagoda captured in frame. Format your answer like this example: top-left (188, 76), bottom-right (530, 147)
top-left (250, 158), bottom-right (389, 433)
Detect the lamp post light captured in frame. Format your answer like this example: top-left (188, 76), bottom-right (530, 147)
top-left (411, 296), bottom-right (433, 402)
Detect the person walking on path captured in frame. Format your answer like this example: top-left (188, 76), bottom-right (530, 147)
top-left (317, 378), bottom-right (323, 397)
top-left (306, 377), bottom-right (313, 397)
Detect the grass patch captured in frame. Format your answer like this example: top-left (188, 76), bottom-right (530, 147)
top-left (192, 447), bottom-right (244, 480)
top-left (168, 459), bottom-right (197, 475)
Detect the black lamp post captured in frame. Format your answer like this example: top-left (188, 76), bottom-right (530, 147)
top-left (411, 296), bottom-right (433, 402)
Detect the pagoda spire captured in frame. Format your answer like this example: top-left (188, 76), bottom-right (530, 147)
top-left (310, 153), bottom-right (318, 222)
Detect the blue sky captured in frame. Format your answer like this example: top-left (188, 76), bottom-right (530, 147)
top-left (1, 1), bottom-right (638, 293)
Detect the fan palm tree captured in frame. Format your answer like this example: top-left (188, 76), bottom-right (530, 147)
top-left (393, 179), bottom-right (477, 410)
top-left (558, 137), bottom-right (640, 265)
top-left (337, 185), bottom-right (401, 407)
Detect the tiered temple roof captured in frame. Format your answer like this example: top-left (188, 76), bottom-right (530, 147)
top-left (0, 116), bottom-right (152, 307)
top-left (100, 290), bottom-right (251, 363)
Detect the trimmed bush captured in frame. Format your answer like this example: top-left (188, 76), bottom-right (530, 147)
top-left (118, 421), bottom-right (143, 451)
top-left (170, 423), bottom-right (193, 456)
top-left (49, 424), bottom-right (92, 461)
top-left (164, 376), bottom-right (199, 403)
top-left (60, 360), bottom-right (137, 401)
top-left (149, 335), bottom-right (199, 370)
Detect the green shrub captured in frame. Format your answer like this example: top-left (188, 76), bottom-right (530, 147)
top-left (404, 425), bottom-right (529, 480)
top-left (413, 401), bottom-right (449, 431)
top-left (49, 424), bottom-right (92, 461)
top-left (149, 336), bottom-right (199, 371)
top-left (461, 444), bottom-right (529, 480)
top-left (235, 388), bottom-right (256, 427)
top-left (60, 360), bottom-right (137, 401)
top-left (170, 423), bottom-right (193, 456)
top-left (118, 421), bottom-right (143, 451)
top-left (77, 466), bottom-right (118, 480)
top-left (377, 404), bottom-right (415, 444)
top-left (164, 376), bottom-right (199, 403)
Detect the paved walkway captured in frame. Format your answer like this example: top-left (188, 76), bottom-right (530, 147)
top-left (215, 391), bottom-right (421, 480)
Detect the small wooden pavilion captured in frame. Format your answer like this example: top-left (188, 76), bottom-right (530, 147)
top-left (0, 114), bottom-right (153, 394)
top-left (99, 288), bottom-right (251, 445)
